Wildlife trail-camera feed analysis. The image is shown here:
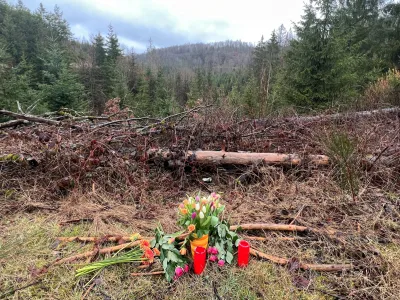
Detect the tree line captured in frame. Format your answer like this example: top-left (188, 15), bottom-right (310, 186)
top-left (0, 0), bottom-right (399, 119)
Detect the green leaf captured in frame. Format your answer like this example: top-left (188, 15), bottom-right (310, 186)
top-left (162, 258), bottom-right (169, 271)
top-left (185, 220), bottom-right (190, 226)
top-left (235, 239), bottom-right (241, 247)
top-left (210, 216), bottom-right (219, 226)
top-left (150, 239), bottom-right (156, 248)
top-left (226, 251), bottom-right (233, 264)
top-left (167, 251), bottom-right (179, 262)
top-left (202, 216), bottom-right (211, 228)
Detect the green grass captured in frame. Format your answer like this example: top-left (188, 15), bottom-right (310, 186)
top-left (0, 215), bottom-right (330, 299)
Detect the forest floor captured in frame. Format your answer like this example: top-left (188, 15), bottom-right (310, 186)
top-left (0, 107), bottom-right (399, 299)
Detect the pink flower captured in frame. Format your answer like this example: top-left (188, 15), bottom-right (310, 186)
top-left (183, 264), bottom-right (189, 273)
top-left (191, 212), bottom-right (197, 219)
top-left (195, 196), bottom-right (200, 202)
top-left (209, 255), bottom-right (218, 262)
top-left (208, 247), bottom-right (218, 255)
top-left (218, 260), bottom-right (225, 267)
top-left (211, 192), bottom-right (217, 199)
top-left (175, 266), bottom-right (184, 277)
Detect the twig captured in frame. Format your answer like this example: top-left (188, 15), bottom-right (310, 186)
top-left (131, 271), bottom-right (165, 276)
top-left (289, 204), bottom-right (306, 225)
top-left (92, 116), bottom-right (160, 129)
top-left (59, 218), bottom-right (94, 226)
top-left (243, 236), bottom-right (298, 242)
top-left (81, 280), bottom-right (96, 300)
top-left (0, 280), bottom-right (42, 299)
top-left (367, 145), bottom-right (390, 172)
top-left (250, 248), bottom-right (353, 272)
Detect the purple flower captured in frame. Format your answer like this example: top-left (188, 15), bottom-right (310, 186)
top-left (191, 212), bottom-right (197, 219)
top-left (209, 255), bottom-right (218, 262)
top-left (218, 260), bottom-right (225, 267)
top-left (195, 196), bottom-right (200, 202)
top-left (183, 264), bottom-right (189, 273)
top-left (175, 267), bottom-right (184, 277)
top-left (211, 192), bottom-right (217, 199)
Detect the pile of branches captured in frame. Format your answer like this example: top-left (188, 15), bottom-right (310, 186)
top-left (1, 102), bottom-right (399, 207)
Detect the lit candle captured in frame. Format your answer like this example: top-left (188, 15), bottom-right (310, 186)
top-left (237, 240), bottom-right (250, 267)
top-left (193, 246), bottom-right (206, 275)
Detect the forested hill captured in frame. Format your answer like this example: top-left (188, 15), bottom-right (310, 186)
top-left (136, 41), bottom-right (254, 72)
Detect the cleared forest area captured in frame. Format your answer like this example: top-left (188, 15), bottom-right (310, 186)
top-left (1, 104), bottom-right (399, 299)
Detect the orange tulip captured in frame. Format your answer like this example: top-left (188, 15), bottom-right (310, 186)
top-left (183, 199), bottom-right (189, 205)
top-left (188, 224), bottom-right (195, 232)
top-left (180, 248), bottom-right (187, 255)
top-left (153, 248), bottom-right (161, 256)
top-left (140, 240), bottom-right (150, 249)
top-left (180, 208), bottom-right (188, 215)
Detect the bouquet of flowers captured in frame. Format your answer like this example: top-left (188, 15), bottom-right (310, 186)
top-left (177, 192), bottom-right (225, 239)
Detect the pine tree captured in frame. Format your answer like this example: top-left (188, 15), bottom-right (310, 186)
top-left (106, 25), bottom-right (122, 63)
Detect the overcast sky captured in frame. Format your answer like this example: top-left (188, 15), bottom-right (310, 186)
top-left (12, 0), bottom-right (305, 53)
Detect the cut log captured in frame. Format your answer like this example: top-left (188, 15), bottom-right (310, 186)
top-left (148, 149), bottom-right (330, 166)
top-left (230, 223), bottom-right (308, 232)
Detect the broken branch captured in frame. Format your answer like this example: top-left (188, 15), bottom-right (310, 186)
top-left (250, 248), bottom-right (352, 272)
top-left (131, 271), bottom-right (165, 276)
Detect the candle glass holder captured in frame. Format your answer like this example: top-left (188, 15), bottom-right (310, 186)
top-left (193, 246), bottom-right (206, 274)
top-left (237, 240), bottom-right (250, 267)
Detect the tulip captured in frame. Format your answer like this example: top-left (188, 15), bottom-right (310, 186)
top-left (199, 211), bottom-right (205, 219)
top-left (218, 260), bottom-right (225, 267)
top-left (191, 212), bottom-right (197, 219)
top-left (202, 206), bottom-right (206, 213)
top-left (209, 255), bottom-right (218, 262)
top-left (209, 247), bottom-right (218, 255)
top-left (184, 264), bottom-right (190, 273)
top-left (211, 192), bottom-right (217, 199)
top-left (175, 267), bottom-right (184, 277)
top-left (195, 203), bottom-right (200, 211)
top-left (180, 248), bottom-right (187, 255)
top-left (168, 238), bottom-right (175, 244)
top-left (195, 196), bottom-right (200, 202)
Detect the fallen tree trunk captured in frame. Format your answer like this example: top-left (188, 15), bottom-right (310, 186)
top-left (250, 248), bottom-right (353, 272)
top-left (0, 109), bottom-right (61, 126)
top-left (0, 119), bottom-right (30, 129)
top-left (148, 149), bottom-right (330, 166)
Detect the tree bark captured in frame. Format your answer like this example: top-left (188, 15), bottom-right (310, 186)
top-left (148, 149), bottom-right (330, 166)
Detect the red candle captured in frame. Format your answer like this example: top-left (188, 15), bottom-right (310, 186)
top-left (237, 240), bottom-right (250, 267)
top-left (193, 246), bottom-right (206, 274)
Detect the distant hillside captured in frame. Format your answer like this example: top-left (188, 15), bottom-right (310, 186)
top-left (136, 40), bottom-right (254, 73)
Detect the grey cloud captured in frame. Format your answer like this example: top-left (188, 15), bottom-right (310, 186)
top-left (13, 0), bottom-right (233, 52)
